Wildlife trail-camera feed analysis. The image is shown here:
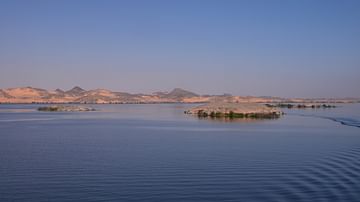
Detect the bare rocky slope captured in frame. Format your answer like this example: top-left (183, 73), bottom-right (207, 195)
top-left (0, 86), bottom-right (359, 104)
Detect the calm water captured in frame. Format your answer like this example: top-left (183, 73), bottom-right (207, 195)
top-left (0, 104), bottom-right (360, 202)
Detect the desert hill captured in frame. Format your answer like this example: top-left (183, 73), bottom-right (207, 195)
top-left (0, 87), bottom-right (206, 104)
top-left (65, 86), bottom-right (86, 97)
top-left (0, 86), bottom-right (358, 104)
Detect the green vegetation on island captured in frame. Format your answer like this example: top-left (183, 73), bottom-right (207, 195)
top-left (38, 105), bottom-right (96, 112)
top-left (195, 110), bottom-right (281, 119)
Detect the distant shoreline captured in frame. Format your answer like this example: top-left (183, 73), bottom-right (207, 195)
top-left (1, 100), bottom-right (360, 105)
top-left (0, 102), bottom-right (207, 105)
top-left (1, 86), bottom-right (359, 104)
top-left (1, 101), bottom-right (359, 105)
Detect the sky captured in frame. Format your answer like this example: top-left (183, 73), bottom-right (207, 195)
top-left (0, 0), bottom-right (359, 98)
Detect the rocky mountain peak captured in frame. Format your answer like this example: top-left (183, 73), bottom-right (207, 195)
top-left (167, 88), bottom-right (199, 98)
top-left (55, 88), bottom-right (65, 93)
top-left (66, 86), bottom-right (86, 96)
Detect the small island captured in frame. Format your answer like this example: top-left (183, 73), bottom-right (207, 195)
top-left (185, 102), bottom-right (282, 119)
top-left (38, 105), bottom-right (96, 112)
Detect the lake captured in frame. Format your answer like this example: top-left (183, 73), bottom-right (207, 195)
top-left (0, 104), bottom-right (359, 202)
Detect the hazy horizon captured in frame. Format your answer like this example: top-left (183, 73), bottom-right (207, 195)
top-left (1, 0), bottom-right (359, 98)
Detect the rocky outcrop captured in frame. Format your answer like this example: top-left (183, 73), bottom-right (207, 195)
top-left (186, 102), bottom-right (283, 119)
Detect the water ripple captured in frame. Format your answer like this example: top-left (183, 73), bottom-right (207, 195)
top-left (288, 113), bottom-right (360, 128)
top-left (272, 147), bottom-right (360, 201)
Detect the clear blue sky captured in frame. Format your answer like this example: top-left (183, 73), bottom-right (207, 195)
top-left (0, 0), bottom-right (359, 98)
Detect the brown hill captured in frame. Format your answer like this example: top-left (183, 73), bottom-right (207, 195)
top-left (0, 86), bottom-right (358, 104)
top-left (166, 88), bottom-right (199, 99)
top-left (0, 89), bottom-right (14, 99)
top-left (65, 86), bottom-right (86, 97)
